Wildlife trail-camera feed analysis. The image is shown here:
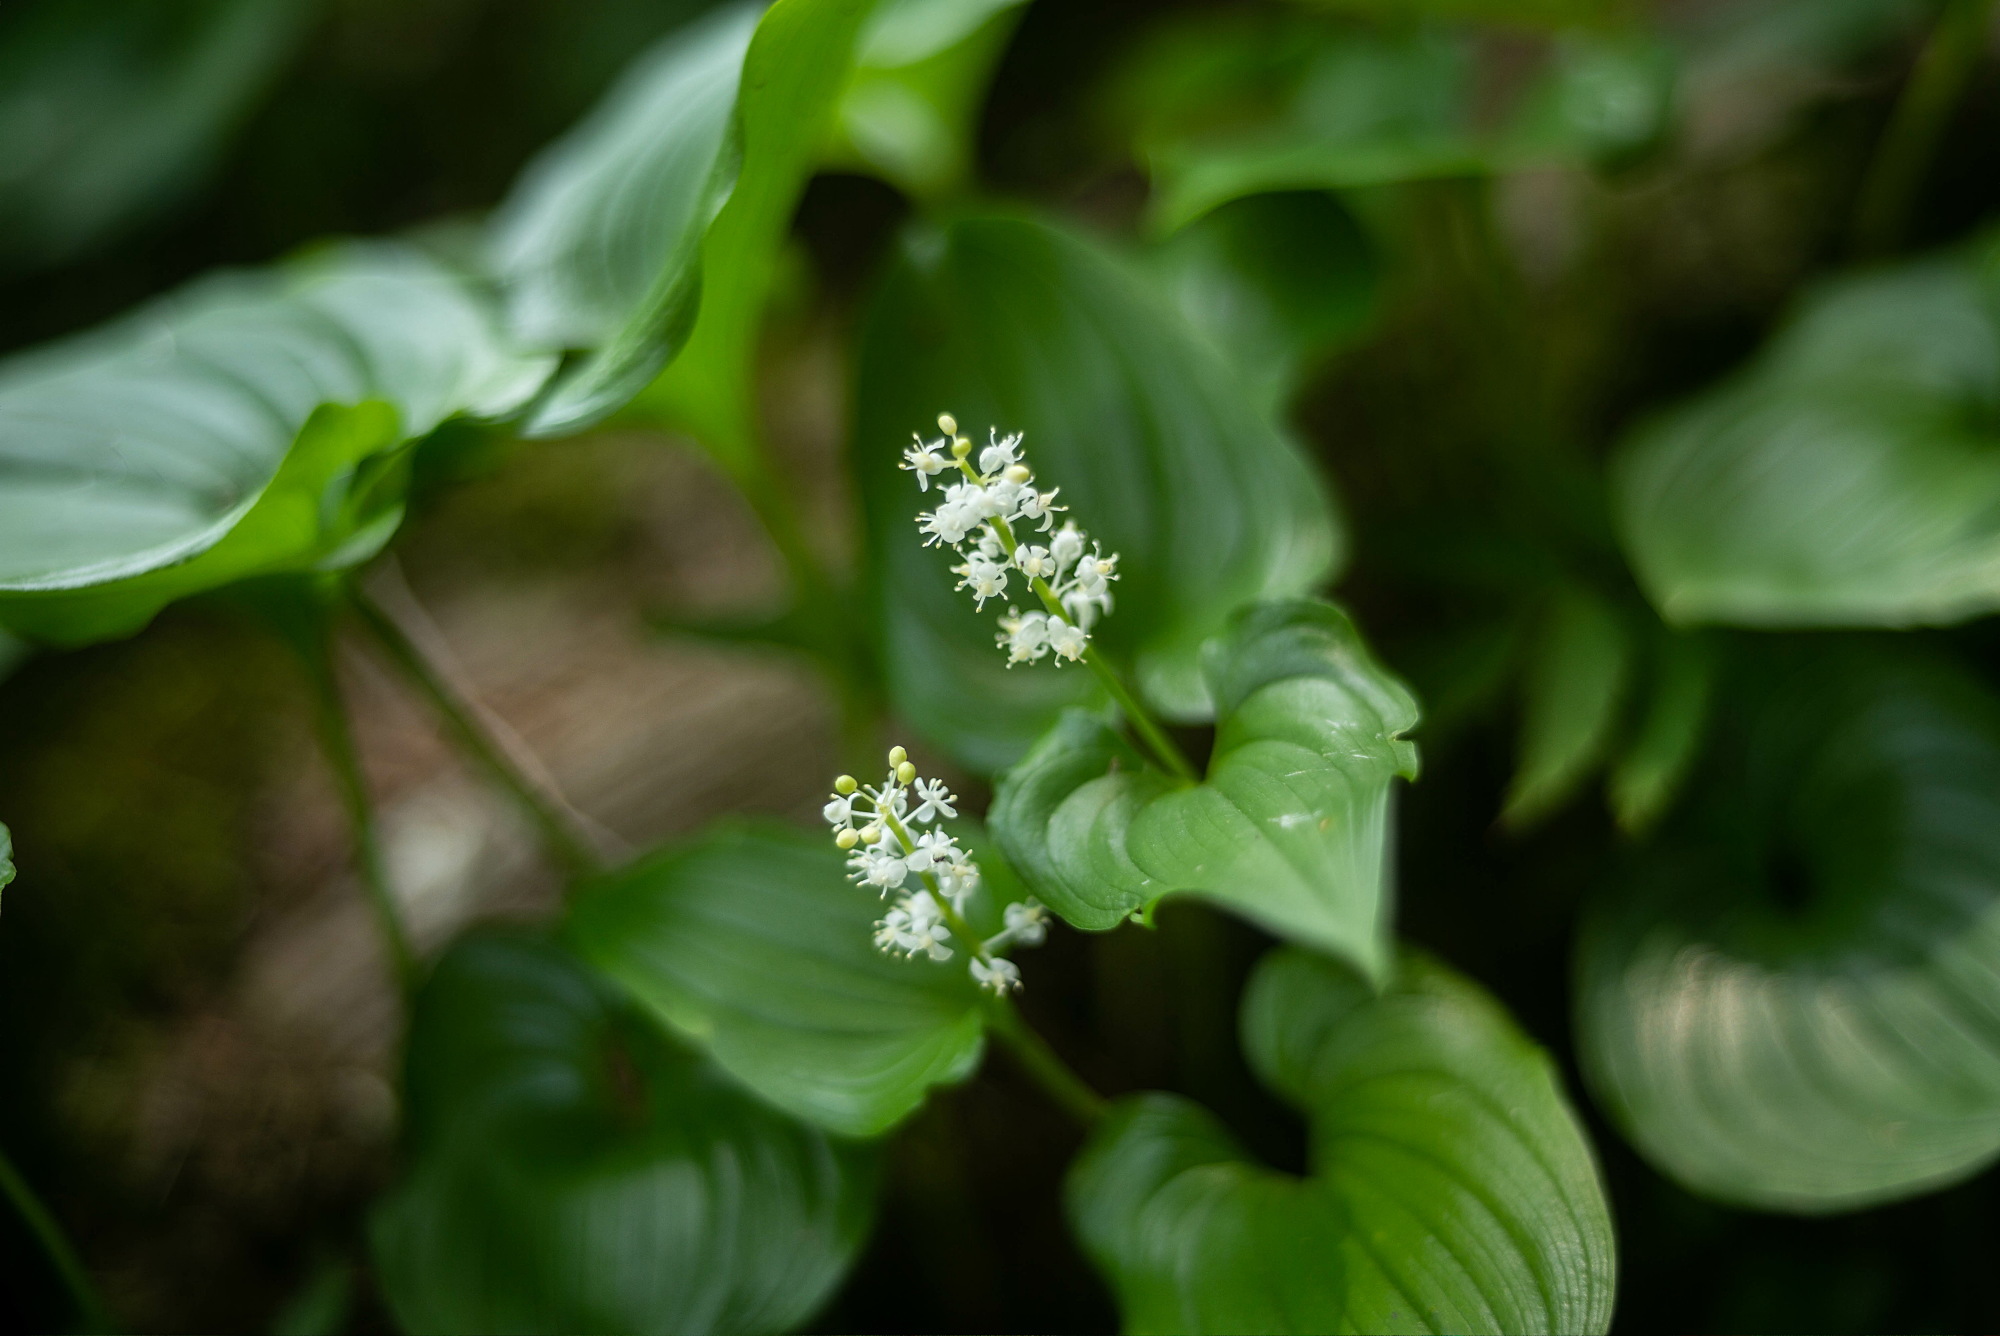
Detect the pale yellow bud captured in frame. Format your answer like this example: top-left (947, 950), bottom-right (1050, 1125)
top-left (888, 745), bottom-right (908, 766)
top-left (938, 412), bottom-right (958, 436)
top-left (897, 761), bottom-right (917, 784)
top-left (860, 824), bottom-right (883, 844)
top-left (1005, 464), bottom-right (1031, 483)
top-left (834, 774), bottom-right (858, 795)
top-left (951, 436), bottom-right (972, 459)
top-left (835, 828), bottom-right (860, 849)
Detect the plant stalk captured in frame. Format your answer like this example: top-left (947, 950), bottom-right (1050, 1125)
top-left (351, 583), bottom-right (606, 877)
top-left (984, 1000), bottom-right (1110, 1128)
top-left (307, 648), bottom-right (418, 992)
top-left (984, 509), bottom-right (1198, 782)
top-left (1851, 0), bottom-right (1998, 257)
top-left (0, 1144), bottom-right (112, 1333)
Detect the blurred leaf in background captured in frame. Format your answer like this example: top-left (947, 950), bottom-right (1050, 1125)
top-left (0, 0), bottom-right (313, 275)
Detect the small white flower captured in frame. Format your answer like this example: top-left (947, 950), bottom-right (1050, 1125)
top-left (971, 956), bottom-right (1022, 994)
top-left (860, 847), bottom-right (909, 891)
top-left (1047, 615), bottom-right (1087, 662)
top-left (901, 437), bottom-right (950, 490)
top-left (919, 498), bottom-right (980, 547)
top-left (910, 778), bottom-right (958, 823)
top-left (1003, 900), bottom-right (1048, 947)
top-left (1049, 522), bottom-right (1085, 571)
top-left (1074, 548), bottom-right (1118, 594)
top-left (1014, 545), bottom-right (1055, 580)
top-left (822, 793), bottom-right (861, 829)
top-left (979, 431), bottom-right (1022, 475)
top-left (1018, 486), bottom-right (1062, 530)
top-left (952, 553), bottom-right (1010, 609)
top-left (878, 891), bottom-right (953, 961)
top-left (998, 608), bottom-right (1050, 664)
top-left (905, 828), bottom-right (957, 873)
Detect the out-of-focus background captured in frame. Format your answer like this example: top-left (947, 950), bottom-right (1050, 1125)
top-left (3, 0), bottom-right (2000, 1332)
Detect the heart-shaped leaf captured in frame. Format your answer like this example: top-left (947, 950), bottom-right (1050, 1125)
top-left (1146, 191), bottom-right (1379, 415)
top-left (0, 0), bottom-right (312, 273)
top-left (1069, 947), bottom-right (1616, 1334)
top-left (0, 242), bottom-right (554, 646)
top-left (1577, 644), bottom-right (2000, 1212)
top-left (489, 3), bottom-right (761, 435)
top-left (1613, 245), bottom-right (2000, 627)
top-left (565, 822), bottom-right (987, 1138)
top-left (856, 212), bottom-right (1342, 772)
top-left (821, 0), bottom-right (1029, 199)
top-left (372, 930), bottom-right (877, 1336)
top-left (991, 600), bottom-right (1417, 984)
top-left (629, 0), bottom-right (870, 468)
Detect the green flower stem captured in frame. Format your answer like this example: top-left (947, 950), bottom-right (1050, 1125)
top-left (984, 998), bottom-right (1109, 1128)
top-left (351, 586), bottom-right (605, 878)
top-left (0, 1144), bottom-right (113, 1333)
top-left (305, 642), bottom-right (418, 994)
top-left (981, 503), bottom-right (1199, 783)
top-left (1851, 0), bottom-right (1998, 257)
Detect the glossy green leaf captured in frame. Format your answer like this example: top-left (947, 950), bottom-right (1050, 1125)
top-left (858, 213), bottom-right (1341, 771)
top-left (0, 242), bottom-right (554, 646)
top-left (0, 0), bottom-right (311, 273)
top-left (1070, 947), bottom-right (1616, 1334)
top-left (992, 601), bottom-right (1417, 983)
top-left (630, 0), bottom-right (871, 469)
top-left (1577, 646), bottom-right (2000, 1212)
top-left (1112, 12), bottom-right (1673, 231)
top-left (1502, 588), bottom-right (1632, 830)
top-left (372, 931), bottom-right (876, 1336)
top-left (491, 3), bottom-right (761, 435)
top-left (1607, 630), bottom-right (1714, 834)
top-left (565, 822), bottom-right (986, 1138)
top-left (1614, 249), bottom-right (2000, 628)
top-left (1148, 191), bottom-right (1378, 414)
top-left (823, 0), bottom-right (1029, 199)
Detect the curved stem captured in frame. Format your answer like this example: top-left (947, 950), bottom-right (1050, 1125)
top-left (307, 646), bottom-right (418, 992)
top-left (0, 1144), bottom-right (112, 1333)
top-left (350, 582), bottom-right (608, 878)
top-left (984, 1000), bottom-right (1109, 1128)
top-left (1850, 0), bottom-right (1997, 257)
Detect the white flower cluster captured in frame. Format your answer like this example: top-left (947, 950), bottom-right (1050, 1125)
top-left (903, 413), bottom-right (1119, 667)
top-left (824, 746), bottom-right (1049, 994)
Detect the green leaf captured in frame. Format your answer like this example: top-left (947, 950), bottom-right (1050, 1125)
top-left (858, 213), bottom-right (1341, 771)
top-left (1577, 645), bottom-right (2000, 1212)
top-left (372, 930), bottom-right (877, 1336)
top-left (0, 0), bottom-right (311, 273)
top-left (630, 0), bottom-right (872, 469)
top-left (565, 822), bottom-right (986, 1138)
top-left (992, 600), bottom-right (1417, 984)
top-left (823, 0), bottom-right (1029, 199)
top-left (491, 4), bottom-right (762, 436)
top-left (1147, 191), bottom-right (1379, 415)
top-left (0, 823), bottom-right (13, 906)
top-left (1501, 587), bottom-right (1632, 830)
top-left (1607, 629), bottom-right (1714, 834)
top-left (0, 242), bottom-right (554, 646)
top-left (1614, 248), bottom-right (2000, 627)
top-left (1069, 947), bottom-right (1616, 1334)
top-left (1112, 12), bottom-right (1673, 232)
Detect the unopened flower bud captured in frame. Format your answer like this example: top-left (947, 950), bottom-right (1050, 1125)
top-left (951, 436), bottom-right (972, 458)
top-left (938, 413), bottom-right (957, 436)
top-left (834, 774), bottom-right (857, 795)
top-left (860, 824), bottom-right (882, 844)
top-left (888, 745), bottom-right (908, 766)
top-left (1004, 464), bottom-right (1031, 483)
top-left (897, 760), bottom-right (917, 784)
top-left (836, 828), bottom-right (860, 849)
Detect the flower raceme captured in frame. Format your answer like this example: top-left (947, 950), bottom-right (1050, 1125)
top-left (903, 413), bottom-right (1119, 667)
top-left (825, 746), bottom-right (1047, 993)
